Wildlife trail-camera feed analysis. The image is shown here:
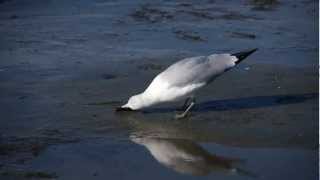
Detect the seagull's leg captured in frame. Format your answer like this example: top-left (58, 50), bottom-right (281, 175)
top-left (175, 102), bottom-right (195, 119)
top-left (180, 97), bottom-right (191, 110)
top-left (175, 97), bottom-right (196, 119)
top-left (182, 95), bottom-right (195, 109)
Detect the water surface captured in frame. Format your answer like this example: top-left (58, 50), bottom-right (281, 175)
top-left (0, 0), bottom-right (317, 179)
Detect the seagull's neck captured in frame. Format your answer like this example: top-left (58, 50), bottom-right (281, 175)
top-left (140, 92), bottom-right (158, 108)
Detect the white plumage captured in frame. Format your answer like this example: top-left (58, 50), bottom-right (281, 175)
top-left (130, 136), bottom-right (248, 176)
top-left (117, 49), bottom-right (257, 117)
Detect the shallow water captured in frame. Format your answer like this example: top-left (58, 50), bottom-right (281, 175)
top-left (0, 0), bottom-right (318, 179)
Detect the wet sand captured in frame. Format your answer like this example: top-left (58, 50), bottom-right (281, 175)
top-left (0, 0), bottom-right (318, 179)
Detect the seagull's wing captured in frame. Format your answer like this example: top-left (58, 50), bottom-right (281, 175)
top-left (157, 54), bottom-right (238, 87)
top-left (142, 54), bottom-right (238, 102)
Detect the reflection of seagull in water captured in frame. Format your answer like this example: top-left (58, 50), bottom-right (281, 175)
top-left (130, 136), bottom-right (254, 177)
top-left (116, 49), bottom-right (257, 118)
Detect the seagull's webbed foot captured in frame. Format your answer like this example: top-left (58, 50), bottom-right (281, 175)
top-left (175, 112), bottom-right (189, 119)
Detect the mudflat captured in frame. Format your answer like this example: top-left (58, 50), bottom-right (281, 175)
top-left (0, 0), bottom-right (317, 179)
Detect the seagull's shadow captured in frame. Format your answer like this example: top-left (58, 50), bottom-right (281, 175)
top-left (143, 93), bottom-right (318, 114)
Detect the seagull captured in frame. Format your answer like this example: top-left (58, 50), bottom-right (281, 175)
top-left (116, 48), bottom-right (257, 118)
top-left (130, 136), bottom-right (252, 176)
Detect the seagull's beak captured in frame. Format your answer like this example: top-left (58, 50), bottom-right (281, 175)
top-left (232, 48), bottom-right (258, 64)
top-left (115, 107), bottom-right (135, 112)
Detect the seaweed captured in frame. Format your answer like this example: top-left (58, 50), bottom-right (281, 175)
top-left (86, 101), bottom-right (121, 106)
top-left (228, 32), bottom-right (256, 39)
top-left (101, 73), bottom-right (118, 80)
top-left (249, 0), bottom-right (279, 11)
top-left (130, 4), bottom-right (173, 23)
top-left (173, 30), bottom-right (207, 42)
top-left (137, 63), bottom-right (164, 71)
top-left (1, 170), bottom-right (58, 179)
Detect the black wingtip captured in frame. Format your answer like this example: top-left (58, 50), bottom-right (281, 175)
top-left (232, 48), bottom-right (258, 64)
top-left (115, 107), bottom-right (135, 112)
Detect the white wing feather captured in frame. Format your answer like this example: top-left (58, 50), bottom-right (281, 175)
top-left (143, 54), bottom-right (237, 102)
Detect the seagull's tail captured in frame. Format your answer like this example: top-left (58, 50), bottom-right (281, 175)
top-left (232, 48), bottom-right (258, 64)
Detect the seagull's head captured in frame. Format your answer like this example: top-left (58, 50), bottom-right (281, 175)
top-left (116, 94), bottom-right (145, 112)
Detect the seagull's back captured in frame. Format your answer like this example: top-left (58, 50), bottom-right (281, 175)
top-left (159, 54), bottom-right (237, 86)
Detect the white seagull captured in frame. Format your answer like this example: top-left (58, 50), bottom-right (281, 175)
top-left (116, 49), bottom-right (257, 118)
top-left (130, 136), bottom-right (250, 176)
